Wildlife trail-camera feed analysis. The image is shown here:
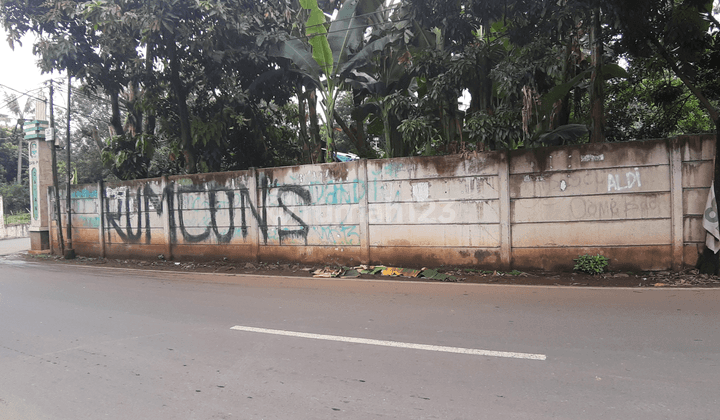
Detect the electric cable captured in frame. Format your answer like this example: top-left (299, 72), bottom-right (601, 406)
top-left (0, 83), bottom-right (45, 102)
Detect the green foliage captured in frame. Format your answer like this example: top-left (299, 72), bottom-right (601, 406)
top-left (271, 0), bottom-right (390, 161)
top-left (101, 134), bottom-right (153, 181)
top-left (538, 124), bottom-right (589, 146)
top-left (573, 254), bottom-right (609, 275)
top-left (3, 0), bottom-right (718, 175)
top-left (301, 0), bottom-right (333, 73)
top-left (0, 182), bottom-right (30, 214)
top-left (605, 61), bottom-right (714, 141)
top-left (397, 116), bottom-right (441, 156)
top-left (465, 108), bottom-right (525, 150)
top-left (0, 102), bottom-right (29, 184)
top-left (0, 127), bottom-right (18, 184)
top-left (2, 0), bottom-right (301, 176)
top-left (4, 212), bottom-right (30, 225)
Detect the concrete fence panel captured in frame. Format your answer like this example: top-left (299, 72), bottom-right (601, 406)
top-left (47, 135), bottom-right (717, 272)
top-left (366, 153), bottom-right (505, 268)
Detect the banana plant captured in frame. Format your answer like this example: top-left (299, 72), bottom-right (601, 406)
top-left (530, 63), bottom-right (629, 144)
top-left (270, 0), bottom-right (395, 161)
top-left (344, 53), bottom-right (416, 157)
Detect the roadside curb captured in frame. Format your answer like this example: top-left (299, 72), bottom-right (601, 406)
top-left (12, 256), bottom-right (720, 291)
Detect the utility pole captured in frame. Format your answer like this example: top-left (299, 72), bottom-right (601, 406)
top-left (48, 80), bottom-right (65, 256)
top-left (10, 118), bottom-right (23, 184)
top-left (65, 76), bottom-right (74, 259)
top-left (16, 118), bottom-right (23, 184)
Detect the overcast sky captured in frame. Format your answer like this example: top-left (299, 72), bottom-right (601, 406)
top-left (0, 34), bottom-right (66, 120)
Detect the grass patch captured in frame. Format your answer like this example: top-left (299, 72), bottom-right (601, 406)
top-left (4, 212), bottom-right (30, 225)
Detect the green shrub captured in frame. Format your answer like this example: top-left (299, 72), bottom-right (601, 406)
top-left (573, 254), bottom-right (609, 275)
top-left (5, 212), bottom-right (30, 225)
top-left (0, 182), bottom-right (30, 214)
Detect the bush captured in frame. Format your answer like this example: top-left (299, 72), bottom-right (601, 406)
top-left (5, 212), bottom-right (29, 225)
top-left (573, 254), bottom-right (609, 275)
top-left (0, 182), bottom-right (30, 214)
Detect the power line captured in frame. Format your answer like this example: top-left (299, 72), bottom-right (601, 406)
top-left (297, 12), bottom-right (409, 43)
top-left (0, 83), bottom-right (45, 103)
top-left (294, 18), bottom-right (410, 44)
top-left (303, 3), bottom-right (403, 32)
top-left (0, 87), bottom-right (45, 115)
top-left (68, 85), bottom-right (118, 108)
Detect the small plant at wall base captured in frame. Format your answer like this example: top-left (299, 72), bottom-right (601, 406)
top-left (573, 254), bottom-right (609, 275)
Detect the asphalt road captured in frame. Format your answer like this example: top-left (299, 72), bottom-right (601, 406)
top-left (0, 237), bottom-right (30, 256)
top-left (0, 253), bottom-right (718, 419)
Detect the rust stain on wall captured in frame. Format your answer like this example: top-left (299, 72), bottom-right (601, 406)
top-left (414, 154), bottom-right (465, 178)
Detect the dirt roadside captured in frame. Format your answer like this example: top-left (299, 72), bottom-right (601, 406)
top-left (20, 253), bottom-right (720, 288)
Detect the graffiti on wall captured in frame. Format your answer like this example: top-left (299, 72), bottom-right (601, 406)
top-left (102, 176), bottom-right (356, 247)
top-left (568, 194), bottom-right (663, 220)
top-left (607, 168), bottom-right (642, 192)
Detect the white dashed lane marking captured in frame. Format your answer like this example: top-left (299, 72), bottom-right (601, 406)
top-left (230, 325), bottom-right (546, 361)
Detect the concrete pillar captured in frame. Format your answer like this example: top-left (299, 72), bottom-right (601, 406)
top-left (26, 109), bottom-right (52, 253)
top-left (248, 168), bottom-right (260, 262)
top-left (161, 176), bottom-right (172, 260)
top-left (98, 181), bottom-right (106, 258)
top-left (670, 137), bottom-right (684, 271)
top-left (499, 151), bottom-right (512, 270)
top-left (357, 159), bottom-right (370, 265)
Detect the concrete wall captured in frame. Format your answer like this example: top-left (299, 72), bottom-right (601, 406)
top-left (48, 135), bottom-right (715, 271)
top-left (0, 224), bottom-right (30, 240)
top-left (0, 195), bottom-right (30, 240)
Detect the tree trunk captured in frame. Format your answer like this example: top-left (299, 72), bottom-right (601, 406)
top-left (589, 7), bottom-right (605, 143)
top-left (558, 41), bottom-right (574, 127)
top-left (144, 43), bottom-right (156, 136)
top-left (381, 102), bottom-right (393, 157)
top-left (109, 91), bottom-right (124, 137)
top-left (389, 114), bottom-right (405, 157)
top-left (307, 89), bottom-right (323, 163)
top-left (168, 38), bottom-right (195, 173)
top-left (639, 17), bottom-right (720, 273)
top-left (352, 90), bottom-right (366, 153)
top-left (125, 81), bottom-right (143, 136)
top-left (469, 55), bottom-right (493, 115)
top-left (323, 87), bottom-right (337, 163)
top-left (89, 128), bottom-right (106, 151)
top-left (297, 83), bottom-right (310, 164)
top-left (333, 110), bottom-right (360, 151)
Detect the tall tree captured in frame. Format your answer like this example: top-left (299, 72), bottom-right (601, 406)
top-left (506, 0), bottom-right (626, 145)
top-left (388, 0), bottom-right (512, 154)
top-left (2, 93), bottom-right (33, 183)
top-left (605, 58), bottom-right (713, 141)
top-left (606, 0), bottom-right (720, 271)
top-left (1, 0), bottom-right (300, 178)
top-left (270, 0), bottom-right (394, 161)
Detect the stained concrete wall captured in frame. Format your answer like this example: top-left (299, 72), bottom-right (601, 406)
top-left (48, 135), bottom-right (715, 271)
top-left (0, 195), bottom-right (30, 240)
top-left (0, 224), bottom-right (30, 240)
